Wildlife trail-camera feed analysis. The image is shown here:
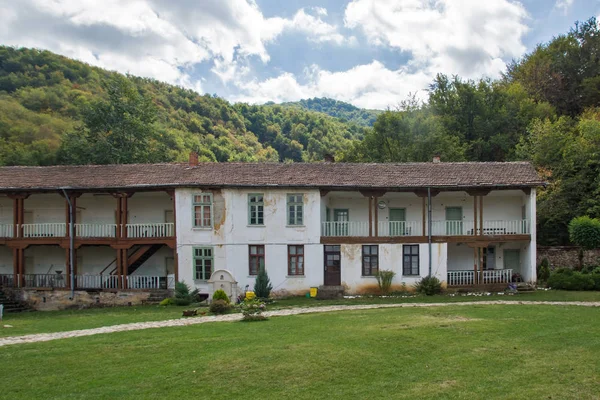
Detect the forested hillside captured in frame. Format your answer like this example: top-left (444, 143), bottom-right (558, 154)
top-left (279, 97), bottom-right (381, 126)
top-left (1, 18), bottom-right (599, 245)
top-left (0, 46), bottom-right (365, 165)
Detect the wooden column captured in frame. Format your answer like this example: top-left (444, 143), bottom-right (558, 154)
top-left (116, 247), bottom-right (122, 289)
top-left (65, 247), bottom-right (71, 289)
top-left (374, 197), bottom-right (379, 237)
top-left (422, 197), bottom-right (426, 236)
top-left (12, 198), bottom-right (19, 238)
top-left (171, 191), bottom-right (178, 283)
top-left (121, 197), bottom-right (128, 238)
top-left (479, 196), bottom-right (483, 235)
top-left (473, 196), bottom-right (478, 236)
top-left (473, 248), bottom-right (478, 285)
top-left (115, 196), bottom-right (122, 239)
top-left (368, 197), bottom-right (373, 237)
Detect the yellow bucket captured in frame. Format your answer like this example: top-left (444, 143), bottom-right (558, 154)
top-left (309, 287), bottom-right (318, 298)
top-left (245, 291), bottom-right (256, 300)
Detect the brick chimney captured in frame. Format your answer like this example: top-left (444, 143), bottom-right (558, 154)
top-left (189, 151), bottom-right (199, 167)
top-left (432, 155), bottom-right (441, 163)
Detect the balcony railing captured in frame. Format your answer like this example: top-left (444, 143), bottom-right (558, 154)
top-left (0, 224), bottom-right (13, 238)
top-left (127, 275), bottom-right (163, 289)
top-left (22, 223), bottom-right (66, 238)
top-left (0, 274), bottom-right (15, 287)
top-left (432, 220), bottom-right (529, 236)
top-left (321, 221), bottom-right (369, 237)
top-left (22, 273), bottom-right (67, 288)
top-left (126, 223), bottom-right (174, 238)
top-left (447, 269), bottom-right (514, 286)
top-left (74, 274), bottom-right (120, 289)
top-left (75, 223), bottom-right (118, 238)
top-left (378, 221), bottom-right (423, 237)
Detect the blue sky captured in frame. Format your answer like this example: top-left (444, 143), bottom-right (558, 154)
top-left (0, 0), bottom-right (598, 109)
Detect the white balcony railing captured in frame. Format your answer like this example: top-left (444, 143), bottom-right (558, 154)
top-left (321, 221), bottom-right (369, 237)
top-left (22, 273), bottom-right (67, 288)
top-left (75, 223), bottom-right (118, 238)
top-left (0, 224), bottom-right (13, 238)
top-left (378, 221), bottom-right (423, 237)
top-left (74, 274), bottom-right (120, 289)
top-left (430, 220), bottom-right (472, 236)
top-left (447, 269), bottom-right (514, 286)
top-left (482, 220), bottom-right (529, 235)
top-left (127, 275), bottom-right (162, 289)
top-left (431, 220), bottom-right (529, 236)
top-left (126, 223), bottom-right (174, 238)
top-left (0, 274), bottom-right (15, 287)
top-left (21, 223), bottom-right (66, 238)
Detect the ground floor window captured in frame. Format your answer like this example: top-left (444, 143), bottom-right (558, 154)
top-left (288, 245), bottom-right (304, 275)
top-left (249, 245), bottom-right (265, 275)
top-left (403, 245), bottom-right (419, 275)
top-left (362, 245), bottom-right (379, 276)
top-left (193, 247), bottom-right (213, 280)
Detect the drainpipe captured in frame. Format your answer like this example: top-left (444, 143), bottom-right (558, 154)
top-left (61, 188), bottom-right (75, 299)
top-left (427, 187), bottom-right (432, 277)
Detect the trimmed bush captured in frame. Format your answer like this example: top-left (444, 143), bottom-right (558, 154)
top-left (253, 265), bottom-right (273, 299)
top-left (375, 270), bottom-right (396, 294)
top-left (209, 299), bottom-right (231, 314)
top-left (415, 276), bottom-right (442, 296)
top-left (159, 298), bottom-right (175, 306)
top-left (569, 216), bottom-right (600, 250)
top-left (547, 270), bottom-right (596, 291)
top-left (212, 289), bottom-right (230, 303)
top-left (537, 258), bottom-right (551, 282)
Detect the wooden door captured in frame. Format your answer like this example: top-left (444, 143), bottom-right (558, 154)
top-left (445, 207), bottom-right (463, 235)
top-left (389, 208), bottom-right (406, 236)
top-left (324, 245), bottom-right (341, 286)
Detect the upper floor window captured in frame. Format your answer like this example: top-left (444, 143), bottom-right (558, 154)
top-left (362, 245), bottom-right (379, 276)
top-left (287, 194), bottom-right (304, 226)
top-left (193, 247), bottom-right (213, 280)
top-left (193, 193), bottom-right (212, 228)
top-left (248, 194), bottom-right (264, 225)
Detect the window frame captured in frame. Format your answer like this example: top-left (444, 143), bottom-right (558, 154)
top-left (248, 245), bottom-right (265, 276)
top-left (362, 245), bottom-right (379, 276)
top-left (193, 247), bottom-right (214, 281)
top-left (286, 194), bottom-right (304, 226)
top-left (287, 245), bottom-right (305, 276)
top-left (192, 192), bottom-right (213, 229)
top-left (248, 193), bottom-right (265, 226)
top-left (403, 245), bottom-right (420, 276)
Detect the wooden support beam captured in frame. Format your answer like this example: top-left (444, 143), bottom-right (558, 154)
top-left (414, 189), bottom-right (440, 198)
top-left (422, 197), bottom-right (426, 236)
top-left (374, 197), bottom-right (379, 237)
top-left (13, 198), bottom-right (19, 238)
top-left (319, 189), bottom-right (330, 197)
top-left (172, 191), bottom-right (179, 283)
top-left (65, 247), bottom-right (71, 289)
top-left (368, 197), bottom-right (373, 237)
top-left (479, 196), bottom-right (483, 236)
top-left (121, 197), bottom-right (128, 239)
top-left (359, 189), bottom-right (387, 198)
top-left (473, 195), bottom-right (478, 236)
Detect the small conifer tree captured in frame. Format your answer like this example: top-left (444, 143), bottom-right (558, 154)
top-left (253, 265), bottom-right (273, 299)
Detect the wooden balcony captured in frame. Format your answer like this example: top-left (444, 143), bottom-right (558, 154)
top-left (0, 274), bottom-right (176, 290)
top-left (0, 223), bottom-right (175, 239)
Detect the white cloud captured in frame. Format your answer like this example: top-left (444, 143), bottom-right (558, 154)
top-left (232, 61), bottom-right (432, 109)
top-left (554, 0), bottom-right (574, 15)
top-left (0, 0), bottom-right (349, 89)
top-left (344, 0), bottom-right (529, 80)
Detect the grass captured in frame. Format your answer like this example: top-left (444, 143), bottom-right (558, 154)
top-left (1, 305), bottom-right (600, 399)
top-left (2, 290), bottom-right (600, 338)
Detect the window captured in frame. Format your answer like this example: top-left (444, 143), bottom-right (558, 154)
top-left (288, 245), bottom-right (304, 276)
top-left (287, 194), bottom-right (304, 225)
top-left (193, 193), bottom-right (212, 228)
top-left (403, 245), bottom-right (419, 275)
top-left (249, 245), bottom-right (265, 275)
top-left (362, 245), bottom-right (379, 276)
top-left (193, 247), bottom-right (213, 280)
top-left (248, 194), bottom-right (264, 225)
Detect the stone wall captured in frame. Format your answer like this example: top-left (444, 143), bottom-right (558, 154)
top-left (537, 246), bottom-right (600, 269)
top-left (6, 289), bottom-right (158, 311)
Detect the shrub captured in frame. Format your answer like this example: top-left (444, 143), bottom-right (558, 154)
top-left (209, 299), bottom-right (231, 314)
top-left (537, 258), bottom-right (551, 282)
top-left (569, 216), bottom-right (600, 250)
top-left (375, 270), bottom-right (396, 294)
top-left (253, 265), bottom-right (273, 299)
top-left (212, 289), bottom-right (230, 303)
top-left (240, 298), bottom-right (267, 321)
top-left (547, 270), bottom-right (595, 291)
top-left (159, 298), bottom-right (175, 306)
top-left (174, 281), bottom-right (199, 306)
top-left (414, 276), bottom-right (442, 296)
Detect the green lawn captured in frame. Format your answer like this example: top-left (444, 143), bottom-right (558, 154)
top-left (2, 290), bottom-right (600, 339)
top-left (1, 305), bottom-right (600, 399)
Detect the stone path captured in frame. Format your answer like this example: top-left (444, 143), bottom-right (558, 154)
top-left (2, 300), bottom-right (600, 347)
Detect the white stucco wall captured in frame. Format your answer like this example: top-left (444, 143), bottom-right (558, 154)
top-left (0, 196), bottom-right (12, 225)
top-left (23, 245), bottom-right (66, 274)
top-left (23, 194), bottom-right (65, 224)
top-left (0, 245), bottom-right (12, 274)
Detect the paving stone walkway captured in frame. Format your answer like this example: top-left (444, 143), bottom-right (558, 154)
top-left (2, 300), bottom-right (600, 347)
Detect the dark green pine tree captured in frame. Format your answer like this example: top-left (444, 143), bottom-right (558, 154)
top-left (253, 265), bottom-right (273, 299)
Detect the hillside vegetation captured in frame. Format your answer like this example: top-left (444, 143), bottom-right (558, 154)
top-left (279, 97), bottom-right (381, 126)
top-left (0, 46), bottom-right (365, 165)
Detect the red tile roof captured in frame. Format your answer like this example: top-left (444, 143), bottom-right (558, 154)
top-left (0, 162), bottom-right (544, 192)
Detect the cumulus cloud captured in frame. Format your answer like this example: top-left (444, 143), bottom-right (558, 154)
top-left (344, 0), bottom-right (529, 79)
top-left (232, 61), bottom-right (432, 109)
top-left (554, 0), bottom-right (574, 15)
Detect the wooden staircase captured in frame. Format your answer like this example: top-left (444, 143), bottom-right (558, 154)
top-left (0, 289), bottom-right (29, 313)
top-left (127, 244), bottom-right (163, 275)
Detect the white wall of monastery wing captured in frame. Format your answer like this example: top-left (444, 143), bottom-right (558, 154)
top-left (0, 245), bottom-right (12, 274)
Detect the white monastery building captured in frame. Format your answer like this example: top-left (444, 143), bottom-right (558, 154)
top-left (0, 155), bottom-right (544, 306)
